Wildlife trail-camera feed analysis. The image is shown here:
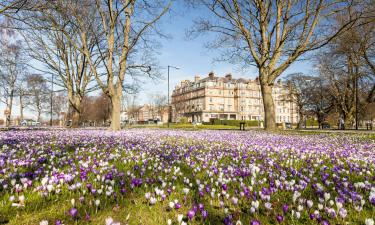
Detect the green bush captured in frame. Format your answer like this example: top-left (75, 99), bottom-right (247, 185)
top-left (306, 118), bottom-right (319, 127)
top-left (179, 117), bottom-right (188, 124)
top-left (204, 119), bottom-right (260, 127)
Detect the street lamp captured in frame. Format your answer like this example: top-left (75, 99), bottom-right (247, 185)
top-left (167, 65), bottom-right (180, 128)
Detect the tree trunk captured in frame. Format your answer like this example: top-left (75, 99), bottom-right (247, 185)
top-left (71, 97), bottom-right (82, 128)
top-left (19, 95), bottom-right (24, 121)
top-left (37, 110), bottom-right (41, 122)
top-left (71, 110), bottom-right (80, 128)
top-left (260, 81), bottom-right (277, 130)
top-left (6, 93), bottom-right (14, 127)
top-left (297, 111), bottom-right (304, 129)
top-left (110, 93), bottom-right (122, 131)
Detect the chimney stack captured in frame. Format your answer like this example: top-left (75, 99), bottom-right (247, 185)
top-left (194, 75), bottom-right (200, 82)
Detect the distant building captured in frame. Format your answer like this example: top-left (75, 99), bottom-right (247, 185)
top-left (171, 72), bottom-right (298, 123)
top-left (121, 104), bottom-right (168, 123)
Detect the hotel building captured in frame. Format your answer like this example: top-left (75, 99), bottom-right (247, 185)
top-left (171, 72), bottom-right (298, 123)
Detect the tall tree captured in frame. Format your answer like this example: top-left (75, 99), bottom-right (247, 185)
top-left (188, 0), bottom-right (361, 130)
top-left (316, 8), bottom-right (374, 128)
top-left (283, 73), bottom-right (318, 128)
top-left (355, 2), bottom-right (375, 104)
top-left (16, 72), bottom-right (29, 121)
top-left (52, 92), bottom-right (68, 123)
top-left (0, 18), bottom-right (26, 126)
top-left (149, 92), bottom-right (167, 121)
top-left (0, 0), bottom-right (29, 15)
top-left (19, 2), bottom-right (99, 127)
top-left (49, 0), bottom-right (171, 131)
top-left (123, 93), bottom-right (139, 122)
top-left (26, 74), bottom-right (49, 122)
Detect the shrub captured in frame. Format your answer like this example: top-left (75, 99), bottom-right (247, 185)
top-left (179, 117), bottom-right (188, 124)
top-left (204, 119), bottom-right (260, 127)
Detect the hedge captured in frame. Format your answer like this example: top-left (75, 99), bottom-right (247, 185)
top-left (203, 119), bottom-right (260, 127)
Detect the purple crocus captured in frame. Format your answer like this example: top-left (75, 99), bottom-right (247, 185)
top-left (276, 214), bottom-right (284, 223)
top-left (69, 207), bottom-right (78, 218)
top-left (202, 210), bottom-right (208, 219)
top-left (250, 219), bottom-right (261, 225)
top-left (187, 210), bottom-right (195, 220)
top-left (282, 204), bottom-right (288, 214)
top-left (198, 203), bottom-right (204, 211)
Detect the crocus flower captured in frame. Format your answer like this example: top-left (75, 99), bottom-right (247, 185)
top-left (69, 208), bottom-right (78, 218)
top-left (282, 204), bottom-right (288, 214)
top-left (202, 210), bottom-right (208, 219)
top-left (276, 214), bottom-right (283, 223)
top-left (365, 218), bottom-right (374, 225)
top-left (40, 220), bottom-right (48, 225)
top-left (187, 210), bottom-right (195, 220)
top-left (250, 220), bottom-right (261, 225)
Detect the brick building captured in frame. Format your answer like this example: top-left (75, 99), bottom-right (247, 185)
top-left (171, 72), bottom-right (298, 123)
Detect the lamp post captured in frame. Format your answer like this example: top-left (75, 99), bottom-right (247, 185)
top-left (167, 65), bottom-right (180, 128)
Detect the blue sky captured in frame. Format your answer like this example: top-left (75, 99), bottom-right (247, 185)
top-left (137, 1), bottom-right (315, 104)
top-left (1, 1), bottom-right (316, 120)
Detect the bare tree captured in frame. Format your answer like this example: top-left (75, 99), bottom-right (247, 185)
top-left (18, 3), bottom-right (99, 128)
top-left (149, 92), bottom-right (167, 121)
top-left (0, 18), bottom-right (26, 126)
top-left (355, 2), bottom-right (375, 103)
top-left (52, 92), bottom-right (68, 122)
top-left (316, 10), bottom-right (374, 128)
top-left (46, 0), bottom-right (171, 131)
top-left (188, 0), bottom-right (361, 130)
top-left (26, 74), bottom-right (49, 122)
top-left (283, 73), bottom-right (318, 128)
top-left (15, 72), bottom-right (29, 121)
top-left (0, 0), bottom-right (29, 15)
top-left (123, 93), bottom-right (139, 122)
top-left (81, 93), bottom-right (111, 125)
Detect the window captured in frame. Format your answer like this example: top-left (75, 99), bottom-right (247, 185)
top-left (211, 114), bottom-right (218, 118)
top-left (210, 97), bottom-right (213, 103)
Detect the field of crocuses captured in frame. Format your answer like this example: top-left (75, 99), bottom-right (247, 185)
top-left (0, 129), bottom-right (374, 225)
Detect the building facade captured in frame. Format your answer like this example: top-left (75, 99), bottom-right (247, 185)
top-left (171, 72), bottom-right (298, 123)
top-left (121, 104), bottom-right (169, 124)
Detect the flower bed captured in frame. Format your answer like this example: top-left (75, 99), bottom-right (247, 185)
top-left (0, 130), bottom-right (374, 225)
